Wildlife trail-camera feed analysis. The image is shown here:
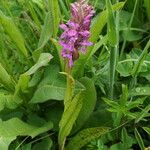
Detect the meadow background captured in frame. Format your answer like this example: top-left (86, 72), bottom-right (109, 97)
top-left (0, 0), bottom-right (150, 150)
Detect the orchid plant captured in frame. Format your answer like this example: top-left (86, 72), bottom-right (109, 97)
top-left (58, 1), bottom-right (95, 149)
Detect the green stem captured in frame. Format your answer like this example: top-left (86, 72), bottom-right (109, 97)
top-left (64, 66), bottom-right (73, 110)
top-left (107, 0), bottom-right (119, 99)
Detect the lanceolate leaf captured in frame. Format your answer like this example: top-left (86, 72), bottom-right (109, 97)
top-left (58, 92), bottom-right (83, 148)
top-left (47, 0), bottom-right (60, 37)
top-left (0, 10), bottom-right (28, 57)
top-left (144, 0), bottom-right (150, 22)
top-left (73, 77), bottom-right (97, 133)
top-left (38, 12), bottom-right (53, 49)
top-left (143, 127), bottom-right (150, 135)
top-left (33, 0), bottom-right (60, 60)
top-left (135, 105), bottom-right (150, 123)
top-left (132, 39), bottom-right (150, 77)
top-left (134, 128), bottom-right (145, 150)
top-left (33, 12), bottom-right (55, 60)
top-left (66, 127), bottom-right (109, 150)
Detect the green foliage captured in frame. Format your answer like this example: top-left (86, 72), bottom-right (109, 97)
top-left (0, 63), bottom-right (15, 91)
top-left (0, 0), bottom-right (150, 149)
top-left (32, 137), bottom-right (53, 150)
top-left (66, 127), bottom-right (109, 150)
top-left (58, 92), bottom-right (83, 148)
top-left (0, 118), bottom-right (53, 150)
top-left (73, 77), bottom-right (97, 133)
top-left (0, 118), bottom-right (53, 138)
top-left (0, 10), bottom-right (28, 57)
top-left (134, 128), bottom-right (145, 150)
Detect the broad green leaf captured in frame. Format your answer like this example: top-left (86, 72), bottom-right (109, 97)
top-left (30, 84), bottom-right (66, 103)
top-left (32, 137), bottom-right (52, 150)
top-left (72, 2), bottom-right (125, 78)
top-left (30, 68), bottom-right (84, 103)
top-left (73, 77), bottom-right (97, 133)
top-left (0, 137), bottom-right (16, 150)
top-left (0, 10), bottom-right (28, 57)
top-left (66, 127), bottom-right (109, 150)
top-left (134, 128), bottom-right (145, 150)
top-left (0, 118), bottom-right (53, 138)
top-left (58, 92), bottom-right (83, 148)
top-left (26, 53), bottom-right (53, 75)
top-left (0, 63), bottom-right (15, 91)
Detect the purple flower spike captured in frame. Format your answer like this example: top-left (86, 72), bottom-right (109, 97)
top-left (59, 0), bottom-right (95, 67)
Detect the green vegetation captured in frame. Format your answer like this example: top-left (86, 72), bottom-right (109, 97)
top-left (0, 0), bottom-right (150, 149)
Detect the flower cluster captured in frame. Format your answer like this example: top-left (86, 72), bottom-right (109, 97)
top-left (59, 0), bottom-right (95, 67)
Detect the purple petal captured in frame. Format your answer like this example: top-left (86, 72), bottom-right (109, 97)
top-left (80, 41), bottom-right (93, 46)
top-left (60, 32), bottom-right (67, 38)
top-left (67, 21), bottom-right (79, 29)
top-left (60, 24), bottom-right (68, 30)
top-left (60, 41), bottom-right (71, 49)
top-left (67, 30), bottom-right (77, 36)
top-left (79, 31), bottom-right (90, 37)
